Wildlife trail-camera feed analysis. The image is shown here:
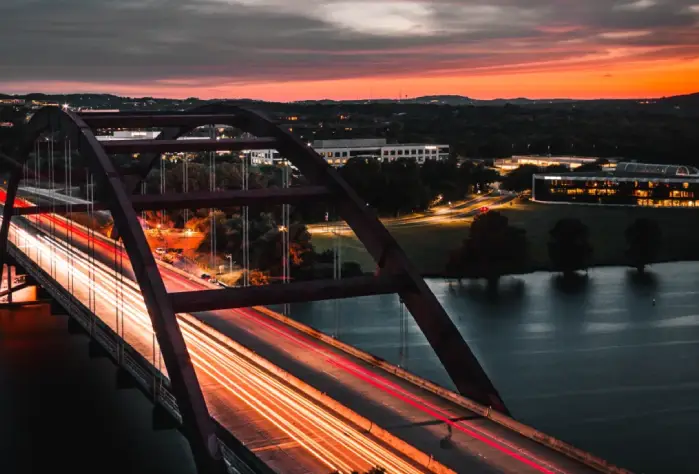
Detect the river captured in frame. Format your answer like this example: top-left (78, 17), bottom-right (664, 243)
top-left (286, 262), bottom-right (699, 474)
top-left (0, 307), bottom-right (195, 474)
top-left (3, 262), bottom-right (696, 474)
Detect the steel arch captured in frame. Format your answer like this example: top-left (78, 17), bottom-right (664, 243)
top-left (82, 102), bottom-right (509, 414)
top-left (0, 107), bottom-right (226, 474)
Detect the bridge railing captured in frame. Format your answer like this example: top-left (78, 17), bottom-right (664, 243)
top-left (6, 238), bottom-right (268, 474)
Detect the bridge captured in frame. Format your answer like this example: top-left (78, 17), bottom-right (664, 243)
top-left (0, 105), bottom-right (631, 474)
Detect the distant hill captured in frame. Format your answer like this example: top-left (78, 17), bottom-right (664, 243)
top-left (657, 92), bottom-right (699, 107)
top-left (2, 91), bottom-right (698, 112)
top-left (411, 95), bottom-right (475, 105)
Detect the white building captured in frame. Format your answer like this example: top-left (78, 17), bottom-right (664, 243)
top-left (247, 138), bottom-right (450, 167)
top-left (95, 130), bottom-right (210, 142)
top-left (493, 155), bottom-right (617, 172)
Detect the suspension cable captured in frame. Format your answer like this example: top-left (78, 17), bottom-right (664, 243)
top-left (241, 139), bottom-right (249, 287)
top-left (333, 206), bottom-right (342, 338)
top-left (282, 157), bottom-right (290, 314)
top-left (399, 297), bottom-right (408, 368)
top-left (48, 134), bottom-right (54, 279)
top-left (88, 171), bottom-right (95, 333)
top-left (209, 124), bottom-right (216, 277)
top-left (182, 153), bottom-right (189, 224)
top-left (67, 140), bottom-right (74, 299)
top-left (35, 141), bottom-right (41, 267)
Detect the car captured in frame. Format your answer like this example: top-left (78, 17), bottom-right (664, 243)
top-left (208, 278), bottom-right (218, 284)
top-left (155, 248), bottom-right (166, 255)
top-left (480, 206), bottom-right (489, 213)
top-left (200, 273), bottom-right (211, 279)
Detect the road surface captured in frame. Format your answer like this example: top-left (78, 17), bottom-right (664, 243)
top-left (1, 191), bottom-right (614, 474)
top-left (308, 192), bottom-right (519, 235)
top-left (3, 211), bottom-right (429, 474)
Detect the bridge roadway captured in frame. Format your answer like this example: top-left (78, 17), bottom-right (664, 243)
top-left (3, 193), bottom-right (609, 474)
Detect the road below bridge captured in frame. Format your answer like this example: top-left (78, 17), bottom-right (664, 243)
top-left (1, 191), bottom-right (619, 474)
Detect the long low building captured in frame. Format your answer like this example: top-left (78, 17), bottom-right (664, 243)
top-left (249, 138), bottom-right (449, 167)
top-left (533, 162), bottom-right (699, 208)
top-left (94, 133), bottom-right (449, 167)
top-left (495, 155), bottom-right (617, 172)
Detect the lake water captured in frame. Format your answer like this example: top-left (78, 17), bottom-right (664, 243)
top-left (286, 262), bottom-right (699, 474)
top-left (3, 262), bottom-right (697, 474)
top-left (0, 308), bottom-right (195, 474)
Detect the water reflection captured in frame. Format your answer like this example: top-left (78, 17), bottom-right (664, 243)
top-left (287, 262), bottom-right (699, 474)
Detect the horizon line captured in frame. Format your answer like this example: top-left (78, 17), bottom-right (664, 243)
top-left (2, 90), bottom-right (697, 104)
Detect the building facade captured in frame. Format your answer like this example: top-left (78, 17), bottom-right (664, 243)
top-left (248, 138), bottom-right (449, 167)
top-left (494, 155), bottom-right (616, 172)
top-left (92, 133), bottom-right (449, 167)
top-left (533, 162), bottom-right (699, 208)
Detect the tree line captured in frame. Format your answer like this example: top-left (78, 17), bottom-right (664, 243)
top-left (446, 211), bottom-right (663, 290)
top-left (331, 157), bottom-right (498, 218)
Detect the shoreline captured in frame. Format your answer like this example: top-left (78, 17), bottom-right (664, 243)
top-left (420, 256), bottom-right (699, 280)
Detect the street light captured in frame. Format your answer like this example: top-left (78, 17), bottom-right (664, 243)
top-left (225, 254), bottom-right (234, 274)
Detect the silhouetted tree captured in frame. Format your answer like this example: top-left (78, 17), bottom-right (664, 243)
top-left (447, 211), bottom-right (527, 290)
top-left (573, 163), bottom-right (603, 173)
top-left (500, 165), bottom-right (539, 192)
top-left (548, 218), bottom-right (593, 277)
top-left (625, 218), bottom-right (662, 273)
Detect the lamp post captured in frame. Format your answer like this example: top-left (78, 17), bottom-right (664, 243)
top-left (225, 254), bottom-right (234, 274)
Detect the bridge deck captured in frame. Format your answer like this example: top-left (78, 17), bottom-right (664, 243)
top-left (2, 200), bottom-right (617, 474)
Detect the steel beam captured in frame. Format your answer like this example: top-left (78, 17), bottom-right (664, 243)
top-left (129, 186), bottom-right (333, 210)
top-left (215, 105), bottom-right (512, 414)
top-left (169, 275), bottom-right (411, 314)
top-left (13, 203), bottom-right (94, 215)
top-left (0, 172), bottom-right (21, 284)
top-left (13, 186), bottom-right (333, 215)
top-left (17, 107), bottom-right (227, 474)
top-left (88, 103), bottom-right (510, 414)
top-left (81, 113), bottom-right (243, 129)
top-left (102, 137), bottom-right (276, 154)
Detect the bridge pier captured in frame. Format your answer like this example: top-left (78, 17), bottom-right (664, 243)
top-left (88, 338), bottom-right (109, 359)
top-left (116, 366), bottom-right (138, 390)
top-left (153, 403), bottom-right (181, 432)
top-left (67, 315), bottom-right (88, 336)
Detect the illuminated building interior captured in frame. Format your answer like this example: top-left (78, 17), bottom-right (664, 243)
top-left (533, 162), bottom-right (699, 208)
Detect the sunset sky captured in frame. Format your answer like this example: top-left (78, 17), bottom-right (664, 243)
top-left (1, 0), bottom-right (698, 101)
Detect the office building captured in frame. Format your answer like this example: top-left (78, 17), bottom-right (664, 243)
top-left (533, 162), bottom-right (699, 208)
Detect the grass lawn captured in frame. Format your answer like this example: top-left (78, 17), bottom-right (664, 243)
top-left (311, 201), bottom-right (699, 275)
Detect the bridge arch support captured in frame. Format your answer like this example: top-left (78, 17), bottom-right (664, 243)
top-left (0, 103), bottom-right (509, 472)
top-left (0, 107), bottom-right (225, 474)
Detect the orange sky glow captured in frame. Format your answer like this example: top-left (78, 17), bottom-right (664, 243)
top-left (1, 1), bottom-right (698, 101)
top-left (8, 57), bottom-right (698, 102)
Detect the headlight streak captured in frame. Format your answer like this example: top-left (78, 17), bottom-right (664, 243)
top-left (4, 215), bottom-right (426, 473)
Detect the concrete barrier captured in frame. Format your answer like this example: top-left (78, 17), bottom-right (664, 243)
top-left (178, 313), bottom-right (454, 474)
top-left (251, 306), bottom-right (633, 474)
top-left (157, 251), bottom-right (631, 473)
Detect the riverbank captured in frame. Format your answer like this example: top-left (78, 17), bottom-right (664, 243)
top-left (311, 201), bottom-right (699, 275)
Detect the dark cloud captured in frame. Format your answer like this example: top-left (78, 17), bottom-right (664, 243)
top-left (0, 0), bottom-right (697, 89)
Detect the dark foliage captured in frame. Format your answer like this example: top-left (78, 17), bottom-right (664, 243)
top-left (446, 211), bottom-right (528, 289)
top-left (548, 218), bottom-right (593, 277)
top-left (625, 218), bottom-right (662, 273)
